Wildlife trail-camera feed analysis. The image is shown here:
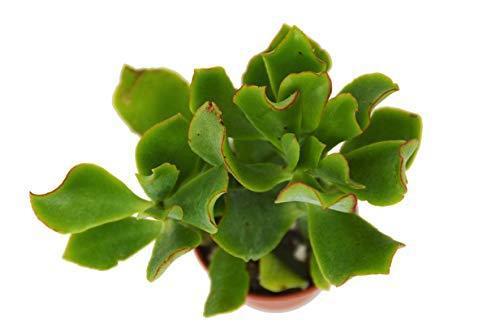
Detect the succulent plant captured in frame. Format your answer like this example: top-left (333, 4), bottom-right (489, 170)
top-left (29, 24), bottom-right (422, 317)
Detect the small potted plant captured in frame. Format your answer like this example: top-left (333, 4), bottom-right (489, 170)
top-left (30, 24), bottom-right (422, 316)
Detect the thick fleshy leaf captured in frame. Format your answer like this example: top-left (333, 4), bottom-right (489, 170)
top-left (213, 188), bottom-right (300, 261)
top-left (232, 139), bottom-right (281, 164)
top-left (136, 114), bottom-right (200, 183)
top-left (190, 67), bottom-right (260, 139)
top-left (345, 140), bottom-right (419, 206)
top-left (147, 220), bottom-right (201, 281)
top-left (308, 206), bottom-right (403, 286)
top-left (297, 135), bottom-right (325, 170)
top-left (310, 253), bottom-right (330, 290)
top-left (316, 153), bottom-right (365, 189)
top-left (262, 27), bottom-right (328, 98)
top-left (233, 85), bottom-right (298, 150)
top-left (242, 24), bottom-right (291, 89)
top-left (136, 163), bottom-right (179, 201)
top-left (281, 133), bottom-right (300, 171)
top-left (113, 65), bottom-right (190, 135)
top-left (339, 73), bottom-right (399, 129)
top-left (188, 102), bottom-right (225, 166)
top-left (30, 164), bottom-right (152, 234)
top-left (277, 72), bottom-right (331, 133)
top-left (164, 166), bottom-right (228, 234)
top-left (242, 24), bottom-right (331, 94)
top-left (276, 181), bottom-right (357, 213)
top-left (259, 254), bottom-right (308, 292)
top-left (341, 107), bottom-right (422, 168)
top-left (63, 217), bottom-right (162, 270)
top-left (222, 140), bottom-right (291, 192)
top-left (315, 94), bottom-right (362, 149)
top-left (204, 248), bottom-right (249, 317)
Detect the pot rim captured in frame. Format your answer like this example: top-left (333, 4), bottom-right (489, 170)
top-left (193, 246), bottom-right (320, 301)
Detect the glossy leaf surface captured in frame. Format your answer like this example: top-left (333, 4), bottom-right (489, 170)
top-left (309, 206), bottom-right (403, 286)
top-left (164, 166), bottom-right (228, 234)
top-left (113, 65), bottom-right (190, 134)
top-left (259, 253), bottom-right (308, 292)
top-left (213, 188), bottom-right (300, 261)
top-left (297, 135), bottom-right (325, 170)
top-left (345, 140), bottom-right (418, 206)
top-left (30, 164), bottom-right (152, 234)
top-left (316, 153), bottom-right (365, 189)
top-left (204, 248), bottom-right (249, 317)
top-left (136, 114), bottom-right (199, 184)
top-left (136, 163), bottom-right (179, 201)
top-left (63, 217), bottom-right (162, 270)
top-left (147, 220), bottom-right (201, 281)
top-left (341, 107), bottom-right (422, 167)
top-left (281, 133), bottom-right (300, 171)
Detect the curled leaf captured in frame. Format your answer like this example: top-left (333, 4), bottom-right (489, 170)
top-left (297, 135), bottom-right (325, 170)
top-left (340, 73), bottom-right (399, 129)
top-left (341, 107), bottom-right (422, 168)
top-left (190, 67), bottom-right (260, 139)
top-left (147, 220), bottom-right (201, 281)
top-left (308, 206), bottom-right (403, 286)
top-left (204, 248), bottom-right (249, 317)
top-left (315, 153), bottom-right (365, 190)
top-left (136, 113), bottom-right (200, 183)
top-left (63, 217), bottom-right (162, 270)
top-left (262, 26), bottom-right (328, 98)
top-left (30, 164), bottom-right (152, 234)
top-left (164, 166), bottom-right (228, 234)
top-left (113, 65), bottom-right (191, 135)
top-left (345, 140), bottom-right (419, 206)
top-left (281, 133), bottom-right (300, 171)
top-left (136, 163), bottom-right (179, 201)
top-left (315, 93), bottom-right (362, 149)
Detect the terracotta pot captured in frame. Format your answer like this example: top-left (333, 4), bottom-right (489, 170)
top-left (194, 247), bottom-right (321, 313)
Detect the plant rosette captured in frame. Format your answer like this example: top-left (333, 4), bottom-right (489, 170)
top-left (29, 24), bottom-right (422, 317)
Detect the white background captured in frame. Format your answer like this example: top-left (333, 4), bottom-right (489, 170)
top-left (1, 0), bottom-right (499, 329)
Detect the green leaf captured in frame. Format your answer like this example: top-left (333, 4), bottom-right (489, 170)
top-left (308, 206), bottom-right (403, 286)
top-left (222, 140), bottom-right (291, 192)
top-left (213, 188), bottom-right (300, 261)
top-left (113, 65), bottom-right (191, 135)
top-left (276, 182), bottom-right (357, 213)
top-left (281, 133), bottom-right (300, 171)
top-left (164, 166), bottom-right (228, 234)
top-left (136, 163), bottom-right (179, 201)
top-left (315, 93), bottom-right (362, 149)
top-left (297, 135), bottom-right (325, 170)
top-left (341, 107), bottom-right (422, 168)
top-left (188, 102), bottom-right (225, 166)
top-left (147, 220), bottom-right (201, 281)
top-left (242, 24), bottom-right (292, 89)
top-left (232, 139), bottom-right (281, 164)
top-left (136, 113), bottom-right (200, 184)
top-left (233, 85), bottom-right (298, 150)
top-left (204, 248), bottom-right (249, 317)
top-left (30, 164), bottom-right (152, 234)
top-left (190, 67), bottom-right (261, 140)
top-left (310, 253), bottom-right (330, 290)
top-left (315, 153), bottom-right (365, 190)
top-left (339, 73), bottom-right (399, 129)
top-left (277, 72), bottom-right (331, 133)
top-left (262, 26), bottom-right (328, 98)
top-left (345, 140), bottom-right (419, 206)
top-left (259, 254), bottom-right (308, 292)
top-left (63, 217), bottom-right (162, 270)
